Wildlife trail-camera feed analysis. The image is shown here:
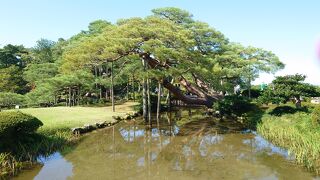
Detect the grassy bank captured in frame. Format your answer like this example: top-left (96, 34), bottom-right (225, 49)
top-left (256, 104), bottom-right (320, 174)
top-left (17, 102), bottom-right (136, 133)
top-left (0, 102), bottom-right (137, 178)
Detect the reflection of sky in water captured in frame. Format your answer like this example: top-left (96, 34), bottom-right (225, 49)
top-left (119, 128), bottom-right (144, 142)
top-left (173, 161), bottom-right (182, 171)
top-left (151, 152), bottom-right (157, 161)
top-left (182, 145), bottom-right (192, 157)
top-left (199, 134), bottom-right (223, 157)
top-left (151, 128), bottom-right (160, 137)
top-left (243, 131), bottom-right (292, 160)
top-left (211, 151), bottom-right (224, 158)
top-left (119, 125), bottom-right (180, 142)
top-left (35, 152), bottom-right (73, 180)
top-left (160, 139), bottom-right (171, 147)
top-left (173, 125), bottom-right (180, 134)
top-left (136, 152), bottom-right (158, 167)
top-left (137, 157), bottom-right (144, 166)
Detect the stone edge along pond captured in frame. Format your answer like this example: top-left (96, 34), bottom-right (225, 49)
top-left (70, 111), bottom-right (141, 135)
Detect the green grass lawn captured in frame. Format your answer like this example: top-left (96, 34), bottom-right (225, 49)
top-left (11, 102), bottom-right (138, 132)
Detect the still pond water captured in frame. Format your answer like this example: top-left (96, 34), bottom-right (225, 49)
top-left (15, 109), bottom-right (319, 180)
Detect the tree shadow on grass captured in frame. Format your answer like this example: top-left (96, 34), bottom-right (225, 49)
top-left (244, 105), bottom-right (267, 130)
top-left (268, 106), bottom-right (309, 117)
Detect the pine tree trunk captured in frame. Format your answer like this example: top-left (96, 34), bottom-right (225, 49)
top-left (162, 79), bottom-right (216, 107)
top-left (127, 77), bottom-right (129, 101)
top-left (165, 79), bottom-right (174, 110)
top-left (220, 79), bottom-right (224, 95)
top-left (54, 94), bottom-right (57, 105)
top-left (65, 90), bottom-right (68, 107)
top-left (295, 96), bottom-right (302, 108)
top-left (110, 89), bottom-right (112, 100)
top-left (68, 87), bottom-right (71, 107)
top-left (165, 90), bottom-right (170, 104)
top-left (143, 54), bottom-right (222, 108)
top-left (100, 86), bottom-right (102, 100)
top-left (72, 88), bottom-right (75, 106)
top-left (147, 79), bottom-right (151, 125)
top-left (111, 61), bottom-right (115, 112)
top-left (132, 74), bottom-right (135, 102)
top-left (105, 89), bottom-right (109, 100)
top-left (248, 78), bottom-right (251, 99)
top-left (99, 65), bottom-right (103, 76)
top-left (143, 78), bottom-right (148, 122)
top-left (156, 82), bottom-right (161, 123)
top-left (94, 66), bottom-right (98, 89)
top-left (77, 86), bottom-right (80, 106)
top-left (142, 60), bottom-right (148, 122)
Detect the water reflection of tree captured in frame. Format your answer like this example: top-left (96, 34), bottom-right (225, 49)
top-left (60, 111), bottom-right (315, 180)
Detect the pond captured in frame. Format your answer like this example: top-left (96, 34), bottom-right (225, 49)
top-left (15, 109), bottom-right (319, 180)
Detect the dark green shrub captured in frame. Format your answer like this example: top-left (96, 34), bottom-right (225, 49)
top-left (0, 111), bottom-right (43, 138)
top-left (311, 106), bottom-right (320, 125)
top-left (213, 95), bottom-right (253, 117)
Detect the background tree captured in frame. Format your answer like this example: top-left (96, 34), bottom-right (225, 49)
top-left (0, 66), bottom-right (29, 94)
top-left (31, 39), bottom-right (56, 63)
top-left (0, 92), bottom-right (25, 110)
top-left (239, 46), bottom-right (284, 98)
top-left (259, 74), bottom-right (319, 108)
top-left (0, 44), bottom-right (28, 68)
top-left (23, 63), bottom-right (58, 89)
top-left (0, 45), bottom-right (30, 94)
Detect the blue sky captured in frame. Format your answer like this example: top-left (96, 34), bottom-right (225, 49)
top-left (1, 0), bottom-right (320, 84)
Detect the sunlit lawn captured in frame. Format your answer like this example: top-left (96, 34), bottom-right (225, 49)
top-left (10, 102), bottom-right (138, 132)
